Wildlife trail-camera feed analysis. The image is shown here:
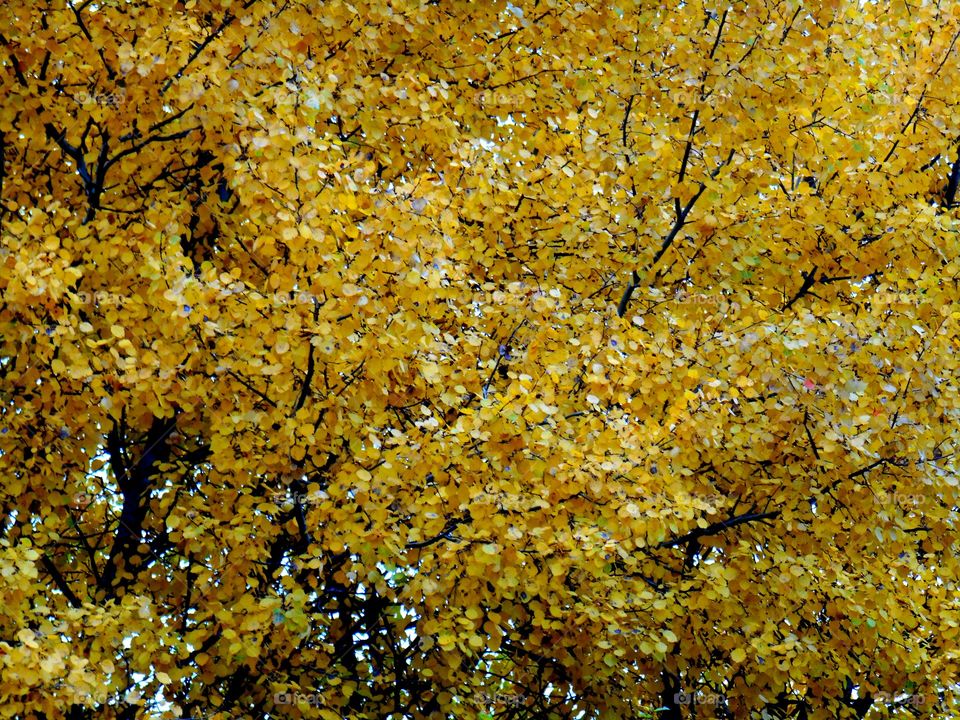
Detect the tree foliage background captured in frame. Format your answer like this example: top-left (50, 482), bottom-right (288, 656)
top-left (2, 0), bottom-right (960, 718)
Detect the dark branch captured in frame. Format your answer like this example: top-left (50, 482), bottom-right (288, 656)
top-left (804, 409), bottom-right (821, 460)
top-left (160, 4), bottom-right (258, 95)
top-left (710, 8), bottom-right (728, 59)
top-left (98, 416), bottom-right (177, 598)
top-left (945, 148), bottom-right (960, 208)
top-left (677, 110), bottom-right (699, 185)
top-left (41, 554), bottom-right (83, 608)
top-left (292, 300), bottom-right (321, 414)
top-left (405, 515), bottom-right (470, 550)
top-left (779, 5), bottom-right (803, 45)
top-left (0, 34), bottom-right (28, 87)
top-left (649, 184), bottom-right (707, 270)
top-left (658, 509), bottom-right (780, 550)
top-left (782, 266), bottom-right (818, 311)
top-left (621, 93), bottom-right (635, 155)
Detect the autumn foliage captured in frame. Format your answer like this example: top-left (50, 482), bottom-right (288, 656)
top-left (3, 1), bottom-right (960, 718)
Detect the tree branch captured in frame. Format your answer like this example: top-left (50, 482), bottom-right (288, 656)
top-left (41, 554), bottom-right (82, 608)
top-left (649, 184), bottom-right (707, 270)
top-left (98, 416), bottom-right (177, 597)
top-left (621, 93), bottom-right (635, 156)
top-left (677, 110), bottom-right (699, 185)
top-left (658, 509), bottom-right (780, 550)
top-left (616, 270), bottom-right (641, 318)
top-left (710, 8), bottom-right (729, 58)
top-left (945, 147), bottom-right (960, 208)
top-left (160, 2), bottom-right (259, 96)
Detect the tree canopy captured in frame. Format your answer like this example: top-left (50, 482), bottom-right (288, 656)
top-left (2, 1), bottom-right (960, 718)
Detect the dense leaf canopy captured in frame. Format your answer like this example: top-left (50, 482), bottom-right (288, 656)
top-left (2, 1), bottom-right (960, 718)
